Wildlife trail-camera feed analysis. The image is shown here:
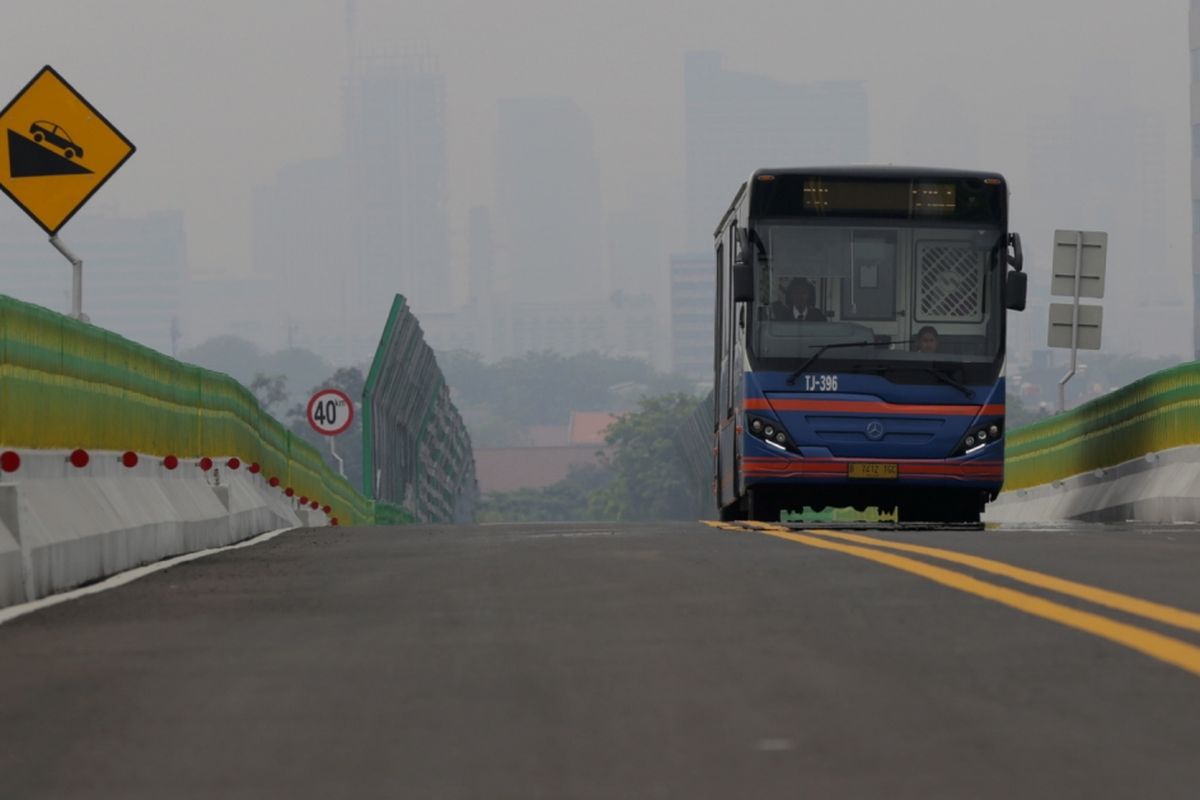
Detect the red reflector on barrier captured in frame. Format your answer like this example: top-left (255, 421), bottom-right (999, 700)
top-left (249, 462), bottom-right (261, 474)
top-left (323, 505), bottom-right (331, 514)
top-left (226, 458), bottom-right (241, 470)
top-left (198, 457), bottom-right (214, 471)
top-left (330, 518), bottom-right (339, 526)
top-left (285, 488), bottom-right (294, 497)
top-left (0, 451), bottom-right (19, 472)
top-left (69, 449), bottom-right (89, 468)
top-left (163, 455), bottom-right (179, 470)
top-left (310, 501), bottom-right (319, 510)
top-left (299, 496), bottom-right (308, 505)
top-left (268, 477), bottom-right (280, 487)
top-left (121, 451), bottom-right (138, 468)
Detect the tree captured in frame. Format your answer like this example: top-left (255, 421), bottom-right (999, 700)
top-left (181, 335), bottom-right (334, 415)
top-left (436, 349), bottom-right (699, 447)
top-left (180, 335), bottom-right (263, 383)
top-left (588, 393), bottom-right (702, 521)
top-left (476, 465), bottom-right (612, 522)
top-left (249, 373), bottom-right (288, 415)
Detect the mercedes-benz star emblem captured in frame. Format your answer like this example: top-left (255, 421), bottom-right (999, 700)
top-left (865, 420), bottom-right (885, 441)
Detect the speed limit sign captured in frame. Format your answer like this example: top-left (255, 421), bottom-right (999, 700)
top-left (307, 388), bottom-right (354, 436)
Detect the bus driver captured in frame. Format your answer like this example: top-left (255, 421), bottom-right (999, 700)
top-left (770, 278), bottom-right (826, 322)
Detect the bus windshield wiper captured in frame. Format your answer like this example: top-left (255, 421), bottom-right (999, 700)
top-left (923, 366), bottom-right (975, 399)
top-left (785, 339), bottom-right (897, 385)
top-left (848, 363), bottom-right (975, 399)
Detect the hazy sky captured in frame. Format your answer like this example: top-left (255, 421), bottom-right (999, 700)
top-left (0, 0), bottom-right (1191, 352)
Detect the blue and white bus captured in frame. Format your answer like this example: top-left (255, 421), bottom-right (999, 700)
top-left (713, 167), bottom-right (1027, 523)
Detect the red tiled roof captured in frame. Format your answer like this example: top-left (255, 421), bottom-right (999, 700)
top-left (568, 412), bottom-right (617, 445)
top-left (474, 445), bottom-right (604, 493)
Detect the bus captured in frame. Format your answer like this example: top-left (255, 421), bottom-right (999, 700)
top-left (713, 167), bottom-right (1027, 523)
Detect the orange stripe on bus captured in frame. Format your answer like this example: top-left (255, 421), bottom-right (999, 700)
top-left (743, 398), bottom-right (1003, 417)
top-left (741, 457), bottom-right (1002, 479)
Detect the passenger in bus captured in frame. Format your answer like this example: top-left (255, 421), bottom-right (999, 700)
top-left (916, 325), bottom-right (939, 353)
top-left (770, 277), bottom-right (826, 321)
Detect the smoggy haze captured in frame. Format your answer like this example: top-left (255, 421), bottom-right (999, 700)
top-left (0, 0), bottom-right (1189, 360)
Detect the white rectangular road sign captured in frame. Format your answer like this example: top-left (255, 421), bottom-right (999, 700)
top-left (1051, 229), bottom-right (1107, 299)
top-left (1048, 303), bottom-right (1103, 350)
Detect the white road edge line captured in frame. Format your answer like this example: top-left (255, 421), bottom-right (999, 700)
top-left (0, 526), bottom-right (299, 627)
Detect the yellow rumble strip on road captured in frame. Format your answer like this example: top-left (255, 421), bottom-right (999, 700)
top-left (704, 521), bottom-right (1200, 680)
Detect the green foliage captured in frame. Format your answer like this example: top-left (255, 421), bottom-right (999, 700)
top-left (181, 336), bottom-right (333, 415)
top-left (286, 367), bottom-right (365, 492)
top-left (437, 349), bottom-right (698, 447)
top-left (250, 372), bottom-right (288, 414)
top-left (1004, 391), bottom-right (1045, 431)
top-left (180, 335), bottom-right (263, 383)
top-left (477, 464), bottom-right (612, 522)
top-left (588, 393), bottom-right (702, 521)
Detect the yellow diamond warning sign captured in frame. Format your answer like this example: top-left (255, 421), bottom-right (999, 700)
top-left (0, 66), bottom-right (135, 235)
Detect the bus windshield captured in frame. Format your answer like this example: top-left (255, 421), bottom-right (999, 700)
top-left (748, 222), bottom-right (1004, 377)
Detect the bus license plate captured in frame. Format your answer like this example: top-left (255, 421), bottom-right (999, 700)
top-left (848, 463), bottom-right (898, 479)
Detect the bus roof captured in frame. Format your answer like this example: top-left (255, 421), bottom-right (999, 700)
top-left (750, 165), bottom-right (1005, 182)
top-left (716, 166), bottom-right (1007, 237)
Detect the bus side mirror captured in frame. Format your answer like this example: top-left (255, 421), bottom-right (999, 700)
top-left (1005, 270), bottom-right (1027, 311)
top-left (733, 264), bottom-right (754, 302)
top-left (1006, 232), bottom-right (1023, 271)
top-left (735, 228), bottom-right (751, 265)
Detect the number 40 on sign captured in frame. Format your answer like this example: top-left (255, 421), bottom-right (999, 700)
top-left (307, 388), bottom-right (354, 436)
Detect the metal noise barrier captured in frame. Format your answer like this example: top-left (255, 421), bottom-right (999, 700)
top-left (679, 391), bottom-right (717, 519)
top-left (0, 294), bottom-right (375, 525)
top-left (362, 295), bottom-right (477, 524)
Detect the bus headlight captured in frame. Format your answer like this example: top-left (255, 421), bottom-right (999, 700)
top-left (745, 414), bottom-right (795, 451)
top-left (955, 419), bottom-right (1004, 456)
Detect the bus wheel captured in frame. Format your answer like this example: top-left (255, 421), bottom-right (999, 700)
top-left (749, 489), bottom-right (781, 523)
top-left (898, 492), bottom-right (980, 525)
top-left (720, 495), bottom-right (748, 522)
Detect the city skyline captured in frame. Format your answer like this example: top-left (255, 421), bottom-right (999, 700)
top-left (0, 0), bottom-right (1191, 363)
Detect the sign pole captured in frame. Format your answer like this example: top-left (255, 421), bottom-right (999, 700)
top-left (329, 436), bottom-right (345, 478)
top-left (1057, 230), bottom-right (1084, 413)
top-left (308, 388), bottom-right (353, 480)
top-left (48, 235), bottom-right (83, 319)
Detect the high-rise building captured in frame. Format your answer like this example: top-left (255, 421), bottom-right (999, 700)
top-left (252, 156), bottom-right (352, 361)
top-left (684, 51), bottom-right (869, 250)
top-left (466, 206), bottom-right (494, 307)
top-left (669, 252), bottom-right (714, 382)
top-left (344, 52), bottom-right (450, 343)
top-left (1027, 92), bottom-right (1176, 357)
top-left (0, 209), bottom-right (185, 355)
top-left (494, 96), bottom-right (606, 307)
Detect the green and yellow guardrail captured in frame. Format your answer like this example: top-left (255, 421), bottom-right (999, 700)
top-left (1004, 362), bottom-right (1200, 491)
top-left (0, 294), bottom-right (374, 525)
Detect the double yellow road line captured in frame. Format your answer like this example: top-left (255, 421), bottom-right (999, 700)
top-left (705, 521), bottom-right (1200, 679)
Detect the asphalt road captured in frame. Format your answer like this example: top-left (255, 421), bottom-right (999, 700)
top-left (2, 520), bottom-right (1200, 799)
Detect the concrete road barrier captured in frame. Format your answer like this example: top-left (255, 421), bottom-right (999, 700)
top-left (987, 444), bottom-right (1200, 524)
top-left (0, 449), bottom-right (323, 608)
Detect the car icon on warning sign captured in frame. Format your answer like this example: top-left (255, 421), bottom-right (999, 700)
top-left (29, 120), bottom-right (83, 160)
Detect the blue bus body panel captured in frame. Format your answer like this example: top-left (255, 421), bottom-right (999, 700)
top-left (740, 370), bottom-right (1005, 491)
